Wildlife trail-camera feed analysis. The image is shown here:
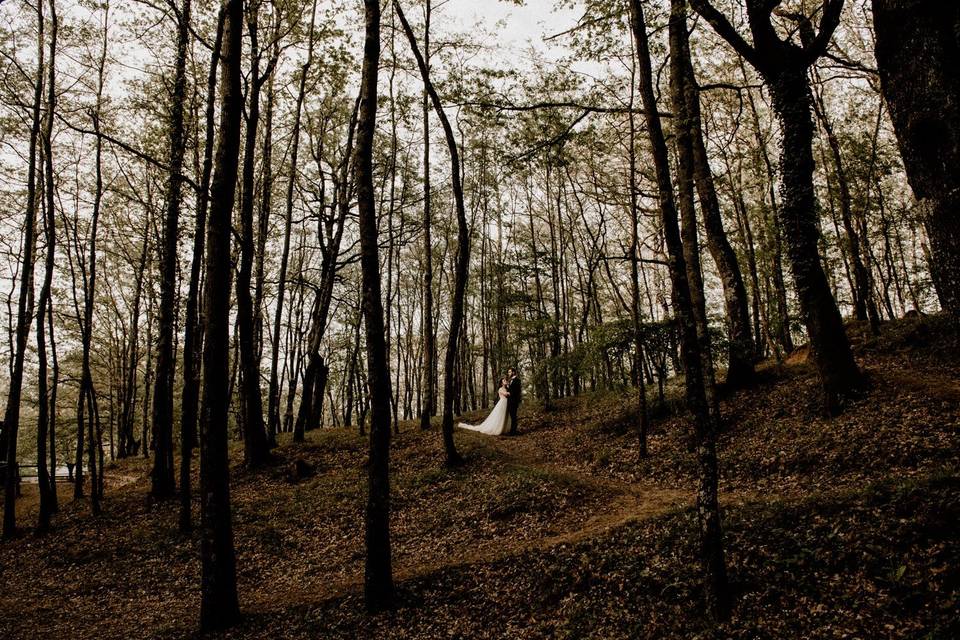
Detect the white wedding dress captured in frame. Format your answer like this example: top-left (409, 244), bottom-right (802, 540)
top-left (457, 387), bottom-right (509, 435)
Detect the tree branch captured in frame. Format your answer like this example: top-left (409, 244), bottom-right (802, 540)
top-left (689, 0), bottom-right (763, 69)
top-left (56, 113), bottom-right (200, 193)
top-left (803, 0), bottom-right (844, 65)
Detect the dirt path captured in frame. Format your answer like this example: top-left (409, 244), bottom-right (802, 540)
top-left (248, 430), bottom-right (694, 613)
top-left (881, 368), bottom-right (960, 403)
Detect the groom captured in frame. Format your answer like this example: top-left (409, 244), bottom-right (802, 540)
top-left (506, 367), bottom-right (522, 436)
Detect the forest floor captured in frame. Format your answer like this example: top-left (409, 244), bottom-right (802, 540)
top-left (1, 315), bottom-right (958, 639)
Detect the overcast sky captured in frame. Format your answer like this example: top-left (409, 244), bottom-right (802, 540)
top-left (444, 0), bottom-right (583, 60)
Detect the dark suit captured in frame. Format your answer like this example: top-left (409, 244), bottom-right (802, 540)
top-left (507, 376), bottom-right (522, 435)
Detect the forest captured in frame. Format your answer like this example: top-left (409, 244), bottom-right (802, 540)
top-left (0, 0), bottom-right (958, 637)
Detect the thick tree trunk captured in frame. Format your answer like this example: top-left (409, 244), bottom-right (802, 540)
top-left (768, 67), bottom-right (862, 411)
top-left (629, 0), bottom-right (730, 620)
top-left (873, 0), bottom-right (960, 318)
top-left (691, 0), bottom-right (859, 411)
top-left (198, 0), bottom-right (243, 629)
top-left (356, 0), bottom-right (394, 612)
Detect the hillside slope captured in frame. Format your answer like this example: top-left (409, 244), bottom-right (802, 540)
top-left (1, 316), bottom-right (957, 639)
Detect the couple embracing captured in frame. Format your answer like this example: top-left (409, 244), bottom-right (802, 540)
top-left (457, 368), bottom-right (522, 436)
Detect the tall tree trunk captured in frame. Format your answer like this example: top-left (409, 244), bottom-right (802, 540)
top-left (236, 0), bottom-right (268, 467)
top-left (356, 0), bottom-right (394, 612)
top-left (151, 0), bottom-right (192, 498)
top-left (873, 0), bottom-right (960, 318)
top-left (293, 99), bottom-right (358, 442)
top-left (395, 0), bottom-right (468, 467)
top-left (2, 0), bottom-right (44, 538)
top-left (254, 35), bottom-right (278, 410)
top-left (268, 0), bottom-right (317, 439)
top-left (812, 81), bottom-right (880, 330)
top-left (669, 2), bottom-right (720, 422)
top-left (36, 0), bottom-right (58, 530)
top-left (767, 66), bottom-right (862, 411)
top-left (198, 0), bottom-right (243, 629)
top-left (673, 0), bottom-right (754, 387)
top-left (626, 45), bottom-right (650, 457)
top-left (629, 0), bottom-right (730, 619)
top-left (75, 1), bottom-right (109, 514)
top-left (742, 64), bottom-right (794, 354)
top-left (419, 0), bottom-right (434, 431)
top-left (180, 6), bottom-right (224, 534)
top-left (1, 2), bottom-right (44, 521)
top-left (692, 0), bottom-right (861, 413)
top-left (47, 291), bottom-right (59, 510)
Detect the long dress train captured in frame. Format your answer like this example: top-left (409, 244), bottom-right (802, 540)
top-left (457, 389), bottom-right (509, 435)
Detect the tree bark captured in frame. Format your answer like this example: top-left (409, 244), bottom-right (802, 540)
top-left (198, 0), bottom-right (243, 629)
top-left (672, 0), bottom-right (755, 387)
top-left (356, 0), bottom-right (394, 612)
top-left (668, 1), bottom-right (720, 422)
top-left (629, 0), bottom-right (730, 619)
top-left (236, 0), bottom-right (269, 467)
top-left (180, 5), bottom-right (224, 534)
top-left (626, 42), bottom-right (650, 456)
top-left (873, 0), bottom-right (960, 318)
top-left (419, 0), bottom-right (435, 433)
top-left (36, 0), bottom-right (58, 531)
top-left (268, 0), bottom-right (318, 441)
top-left (691, 0), bottom-right (861, 413)
top-left (151, 0), bottom-right (192, 498)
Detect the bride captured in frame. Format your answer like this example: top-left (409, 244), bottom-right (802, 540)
top-left (457, 378), bottom-right (511, 435)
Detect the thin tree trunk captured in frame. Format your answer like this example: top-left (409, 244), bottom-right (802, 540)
top-left (47, 291), bottom-right (59, 510)
top-left (36, 0), bottom-right (58, 531)
top-left (180, 6), bottom-right (224, 534)
top-left (673, 0), bottom-right (754, 386)
top-left (626, 44), bottom-right (650, 457)
top-left (268, 0), bottom-right (317, 439)
top-left (1, 0), bottom-right (44, 539)
top-left (812, 83), bottom-right (879, 330)
top-left (396, 0), bottom-right (468, 466)
top-left (419, 0), bottom-right (434, 431)
top-left (236, 0), bottom-right (268, 467)
top-left (151, 0), bottom-right (191, 498)
top-left (669, 1), bottom-right (720, 423)
top-left (356, 0), bottom-right (394, 612)
top-left (629, 0), bottom-right (730, 619)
